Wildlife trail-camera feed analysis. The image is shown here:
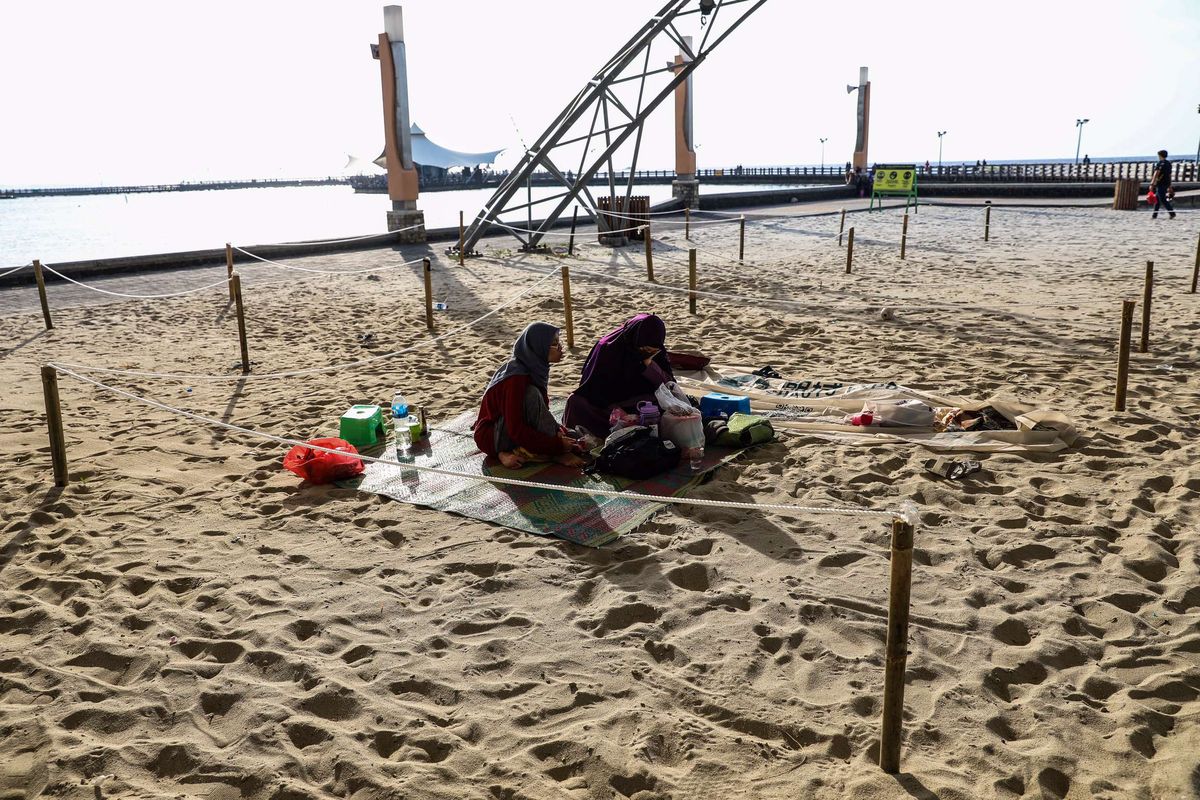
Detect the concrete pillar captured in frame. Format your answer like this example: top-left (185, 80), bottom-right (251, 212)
top-left (378, 6), bottom-right (425, 240)
top-left (852, 66), bottom-right (871, 171)
top-left (671, 37), bottom-right (699, 209)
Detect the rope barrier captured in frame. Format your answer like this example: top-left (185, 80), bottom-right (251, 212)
top-left (487, 219), bottom-right (648, 237)
top-left (50, 270), bottom-right (559, 382)
top-left (0, 263), bottom-right (30, 280)
top-left (990, 205), bottom-right (1198, 217)
top-left (233, 247), bottom-right (427, 275)
top-left (51, 364), bottom-right (908, 523)
top-left (39, 264), bottom-right (233, 300)
top-left (270, 224), bottom-right (422, 246)
top-left (602, 210), bottom-right (741, 228)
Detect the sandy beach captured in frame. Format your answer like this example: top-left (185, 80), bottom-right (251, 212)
top-left (2, 202), bottom-right (1199, 799)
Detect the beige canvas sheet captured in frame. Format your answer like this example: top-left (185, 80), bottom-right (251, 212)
top-left (675, 366), bottom-right (1078, 453)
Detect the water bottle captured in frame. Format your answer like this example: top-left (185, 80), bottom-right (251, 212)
top-left (686, 445), bottom-right (704, 472)
top-left (391, 391), bottom-right (411, 454)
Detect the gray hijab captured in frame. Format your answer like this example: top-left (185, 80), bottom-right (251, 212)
top-left (485, 322), bottom-right (559, 393)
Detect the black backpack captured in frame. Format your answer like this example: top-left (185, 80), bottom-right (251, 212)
top-left (584, 426), bottom-right (681, 480)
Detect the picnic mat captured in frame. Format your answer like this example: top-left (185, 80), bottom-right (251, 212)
top-left (340, 400), bottom-right (743, 547)
top-left (675, 365), bottom-right (1078, 453)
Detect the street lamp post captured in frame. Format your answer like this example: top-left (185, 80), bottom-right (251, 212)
top-left (819, 137), bottom-right (828, 171)
top-left (1074, 118), bottom-right (1090, 166)
top-left (937, 131), bottom-right (947, 173)
top-left (1194, 103), bottom-right (1199, 168)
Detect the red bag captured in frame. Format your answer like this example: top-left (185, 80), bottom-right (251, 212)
top-left (283, 437), bottom-right (364, 484)
top-left (668, 351), bottom-right (712, 371)
top-left (1146, 189), bottom-right (1157, 204)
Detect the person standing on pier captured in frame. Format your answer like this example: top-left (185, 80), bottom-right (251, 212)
top-left (1150, 150), bottom-right (1176, 219)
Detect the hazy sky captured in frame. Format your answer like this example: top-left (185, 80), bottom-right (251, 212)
top-left (1, 0), bottom-right (1197, 186)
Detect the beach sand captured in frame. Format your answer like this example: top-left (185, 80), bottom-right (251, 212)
top-left (2, 203), bottom-right (1199, 799)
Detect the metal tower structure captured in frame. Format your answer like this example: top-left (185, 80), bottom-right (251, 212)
top-left (458, 0), bottom-right (769, 254)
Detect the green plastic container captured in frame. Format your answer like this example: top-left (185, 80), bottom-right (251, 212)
top-left (339, 404), bottom-right (386, 449)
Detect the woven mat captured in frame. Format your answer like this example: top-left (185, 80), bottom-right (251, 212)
top-left (340, 401), bottom-right (741, 547)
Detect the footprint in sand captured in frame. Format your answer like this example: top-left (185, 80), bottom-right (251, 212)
top-left (665, 563), bottom-right (710, 592)
top-left (579, 602), bottom-right (660, 637)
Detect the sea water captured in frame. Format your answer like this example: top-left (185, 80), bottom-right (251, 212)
top-left (0, 183), bottom-right (818, 266)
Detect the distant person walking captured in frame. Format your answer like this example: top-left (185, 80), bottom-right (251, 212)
top-left (1150, 149), bottom-right (1176, 219)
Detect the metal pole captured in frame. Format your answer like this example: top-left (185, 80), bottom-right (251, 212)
top-left (561, 265), bottom-right (574, 349)
top-left (423, 257), bottom-right (433, 331)
top-left (984, 204), bottom-right (991, 242)
top-left (845, 227), bottom-right (855, 273)
top-left (685, 207), bottom-right (690, 241)
top-left (568, 208), bottom-right (578, 256)
top-left (458, 211), bottom-right (465, 266)
top-left (231, 273), bottom-right (250, 375)
top-left (32, 260), bottom-right (53, 330)
top-left (738, 215), bottom-right (746, 264)
top-left (838, 208), bottom-right (846, 246)
top-left (688, 248), bottom-right (697, 315)
top-left (879, 517), bottom-right (914, 774)
top-left (1140, 261), bottom-right (1153, 354)
top-left (1115, 299), bottom-right (1134, 412)
top-left (40, 365), bottom-right (68, 487)
top-left (900, 213), bottom-right (909, 260)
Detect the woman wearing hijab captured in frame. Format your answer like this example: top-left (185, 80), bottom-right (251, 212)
top-left (564, 313), bottom-right (675, 437)
top-left (474, 322), bottom-right (585, 469)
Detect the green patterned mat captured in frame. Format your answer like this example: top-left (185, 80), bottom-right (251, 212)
top-left (339, 401), bottom-right (741, 547)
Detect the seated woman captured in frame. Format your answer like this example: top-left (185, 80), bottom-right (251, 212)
top-left (564, 313), bottom-right (675, 438)
top-left (474, 322), bottom-right (585, 469)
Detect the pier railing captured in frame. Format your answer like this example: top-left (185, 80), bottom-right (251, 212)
top-left (5, 160), bottom-right (1196, 199)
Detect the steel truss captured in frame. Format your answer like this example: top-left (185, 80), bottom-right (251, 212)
top-left (458, 0), bottom-right (768, 253)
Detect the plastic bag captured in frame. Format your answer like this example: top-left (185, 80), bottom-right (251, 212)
top-left (659, 408), bottom-right (704, 449)
top-left (654, 382), bottom-right (694, 416)
top-left (608, 407), bottom-right (639, 432)
top-left (1147, 189), bottom-right (1157, 205)
top-left (283, 437), bottom-right (365, 484)
top-left (853, 400), bottom-right (934, 428)
top-left (654, 382), bottom-right (703, 449)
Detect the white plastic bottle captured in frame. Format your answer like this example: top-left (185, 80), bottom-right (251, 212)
top-left (391, 391), bottom-right (411, 455)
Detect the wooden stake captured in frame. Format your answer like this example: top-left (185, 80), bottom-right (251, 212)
top-left (984, 204), bottom-right (991, 242)
top-left (685, 207), bottom-right (691, 241)
top-left (40, 365), bottom-right (68, 487)
top-left (568, 208), bottom-right (578, 256)
top-left (838, 208), bottom-right (846, 246)
top-left (1140, 261), bottom-right (1153, 353)
top-left (688, 248), bottom-right (697, 315)
top-left (231, 273), bottom-right (250, 375)
top-left (224, 243), bottom-right (235, 301)
top-left (458, 210), bottom-right (465, 266)
top-left (738, 215), bottom-right (746, 264)
top-left (643, 224), bottom-right (655, 281)
top-left (845, 227), bottom-right (855, 274)
top-left (561, 265), bottom-right (575, 349)
top-left (1191, 233), bottom-right (1199, 294)
top-left (1115, 299), bottom-right (1134, 412)
top-left (900, 214), bottom-right (909, 260)
top-left (32, 259), bottom-right (53, 330)
top-left (423, 257), bottom-right (433, 331)
top-left (879, 517), bottom-right (914, 774)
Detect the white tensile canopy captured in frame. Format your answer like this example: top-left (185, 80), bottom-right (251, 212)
top-left (374, 124), bottom-right (504, 170)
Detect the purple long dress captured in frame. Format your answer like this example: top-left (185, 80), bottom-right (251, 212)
top-left (563, 313), bottom-right (675, 437)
